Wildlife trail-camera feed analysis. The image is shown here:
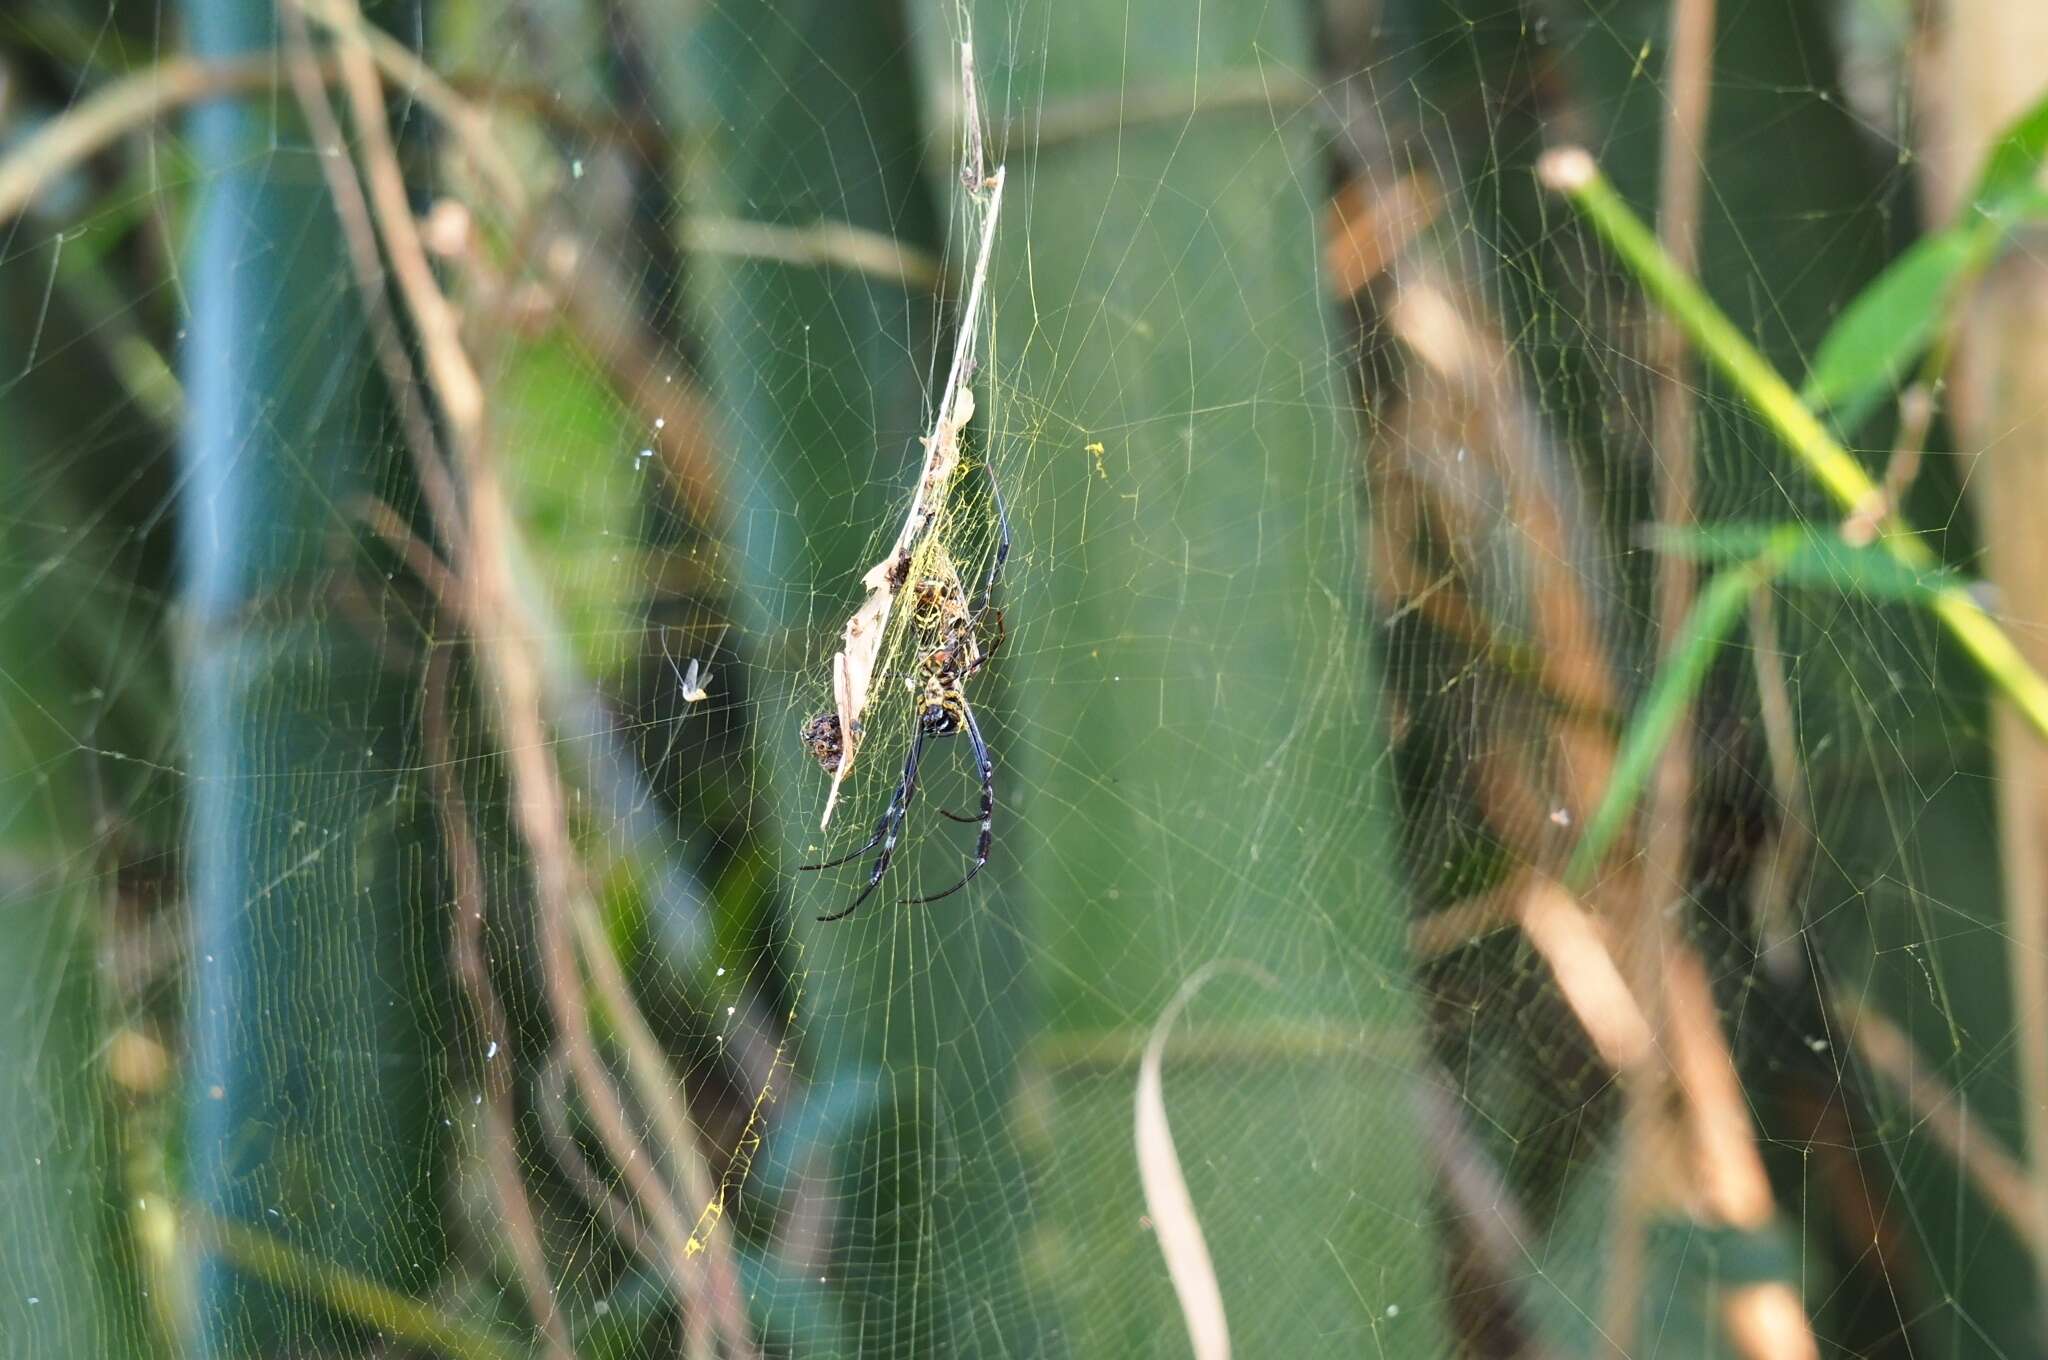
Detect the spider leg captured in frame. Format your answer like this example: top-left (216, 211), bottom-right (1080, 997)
top-left (961, 607), bottom-right (1005, 684)
top-left (805, 731), bottom-right (928, 922)
top-left (903, 701), bottom-right (993, 905)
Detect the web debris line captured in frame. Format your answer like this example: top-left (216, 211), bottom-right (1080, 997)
top-left (816, 41), bottom-right (1006, 829)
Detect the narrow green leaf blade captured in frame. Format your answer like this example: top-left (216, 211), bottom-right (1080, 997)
top-left (1646, 522), bottom-right (1957, 601)
top-left (1969, 83), bottom-right (2048, 211)
top-left (1800, 227), bottom-right (1988, 414)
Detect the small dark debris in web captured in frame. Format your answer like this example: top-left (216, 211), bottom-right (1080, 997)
top-left (800, 711), bottom-right (857, 776)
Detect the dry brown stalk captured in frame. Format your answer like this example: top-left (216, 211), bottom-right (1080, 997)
top-left (0, 56), bottom-right (282, 224)
top-left (1323, 171), bottom-right (1440, 299)
top-left (1518, 879), bottom-right (1654, 1070)
top-left (424, 648), bottom-right (574, 1360)
top-left (1380, 276), bottom-right (1618, 818)
top-left (1354, 130), bottom-right (1814, 1350)
top-left (1597, 0), bottom-right (1820, 1352)
top-left (281, 7), bottom-right (465, 544)
top-left (299, 3), bottom-right (761, 1350)
top-left (1925, 0), bottom-right (2048, 1305)
top-left (1745, 592), bottom-right (1811, 982)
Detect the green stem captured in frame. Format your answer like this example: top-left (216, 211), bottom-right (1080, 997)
top-left (1540, 147), bottom-right (2048, 743)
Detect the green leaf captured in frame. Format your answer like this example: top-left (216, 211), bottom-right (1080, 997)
top-left (1968, 83), bottom-right (2048, 212)
top-left (1645, 522), bottom-right (1958, 601)
top-left (1800, 225), bottom-right (1991, 415)
top-left (1573, 521), bottom-right (1972, 889)
top-left (1803, 86), bottom-right (2048, 420)
top-left (1994, 183), bottom-right (2048, 224)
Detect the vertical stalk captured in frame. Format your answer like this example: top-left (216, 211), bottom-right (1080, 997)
top-left (1933, 0), bottom-right (2048, 1324)
top-left (179, 0), bottom-right (444, 1350)
top-left (1612, 0), bottom-right (1717, 1328)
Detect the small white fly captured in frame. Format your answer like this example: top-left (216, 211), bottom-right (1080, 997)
top-left (674, 656), bottom-right (712, 704)
top-left (660, 628), bottom-right (717, 704)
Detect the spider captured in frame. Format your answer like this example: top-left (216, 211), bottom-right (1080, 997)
top-left (801, 465), bottom-right (1009, 922)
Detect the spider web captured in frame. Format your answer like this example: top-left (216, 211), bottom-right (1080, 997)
top-left (0, 0), bottom-right (2039, 1357)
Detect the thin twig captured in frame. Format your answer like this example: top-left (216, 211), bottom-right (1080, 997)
top-left (1637, 0), bottom-right (1716, 946)
top-left (536, 1047), bottom-right (662, 1264)
top-left (322, 0), bottom-right (485, 449)
top-left (424, 646), bottom-right (574, 1360)
top-left (281, 8), bottom-right (464, 546)
top-left (298, 0), bottom-right (528, 220)
top-left (569, 900), bottom-right (760, 1353)
top-left (1006, 68), bottom-right (1315, 157)
top-left (468, 443), bottom-right (726, 1360)
top-left (1661, 950), bottom-right (1818, 1360)
top-left (683, 216), bottom-right (942, 293)
top-left (1841, 384), bottom-right (1933, 547)
top-left (1746, 591), bottom-right (1812, 983)
top-left (1518, 879), bottom-right (1653, 1070)
top-left (1612, 15), bottom-right (1715, 1336)
top-left (1408, 875), bottom-right (1525, 960)
top-left (0, 56), bottom-right (277, 223)
top-left (1845, 1002), bottom-right (2042, 1250)
top-left (309, 5), bottom-right (751, 1351)
top-left (1323, 171), bottom-right (1440, 299)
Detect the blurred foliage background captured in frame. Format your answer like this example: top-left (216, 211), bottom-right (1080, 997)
top-left (3, 0), bottom-right (2048, 1356)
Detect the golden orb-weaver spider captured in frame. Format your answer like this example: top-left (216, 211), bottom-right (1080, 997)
top-left (801, 465), bottom-right (1008, 922)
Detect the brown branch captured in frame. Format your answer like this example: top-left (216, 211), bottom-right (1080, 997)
top-left (281, 6), bottom-right (465, 546)
top-left (0, 56), bottom-right (281, 224)
top-left (536, 1046), bottom-right (662, 1263)
top-left (298, 0), bottom-right (527, 221)
top-left (1519, 879), bottom-right (1654, 1070)
top-left (302, 5), bottom-right (754, 1352)
top-left (321, 0), bottom-right (485, 452)
top-left (682, 216), bottom-right (942, 294)
top-left (568, 901), bottom-right (759, 1352)
top-left (424, 647), bottom-right (573, 1360)
top-left (1322, 171), bottom-right (1440, 300)
top-left (1379, 275), bottom-right (1619, 814)
top-left (1607, 3), bottom-right (1818, 1354)
top-left (1922, 0), bottom-right (2048, 1311)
